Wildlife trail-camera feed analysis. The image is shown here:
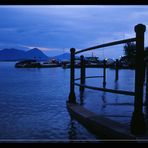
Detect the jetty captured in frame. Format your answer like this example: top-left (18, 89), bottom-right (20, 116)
top-left (67, 24), bottom-right (148, 141)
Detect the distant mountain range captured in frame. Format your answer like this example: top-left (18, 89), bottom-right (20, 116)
top-left (0, 48), bottom-right (49, 61)
top-left (53, 53), bottom-right (80, 61)
top-left (54, 53), bottom-right (70, 61)
top-left (0, 48), bottom-right (73, 61)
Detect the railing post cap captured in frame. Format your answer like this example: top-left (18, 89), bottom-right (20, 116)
top-left (135, 24), bottom-right (146, 32)
top-left (80, 55), bottom-right (84, 58)
top-left (70, 48), bottom-right (75, 53)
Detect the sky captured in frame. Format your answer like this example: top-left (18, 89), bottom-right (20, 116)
top-left (0, 5), bottom-right (148, 59)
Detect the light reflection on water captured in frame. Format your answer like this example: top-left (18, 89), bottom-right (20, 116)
top-left (0, 62), bottom-right (97, 141)
top-left (75, 68), bottom-right (147, 128)
top-left (0, 62), bottom-right (147, 141)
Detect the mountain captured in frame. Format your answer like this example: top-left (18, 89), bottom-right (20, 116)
top-left (0, 48), bottom-right (27, 61)
top-left (0, 48), bottom-right (49, 61)
top-left (54, 53), bottom-right (70, 61)
top-left (26, 48), bottom-right (49, 61)
top-left (54, 53), bottom-right (80, 61)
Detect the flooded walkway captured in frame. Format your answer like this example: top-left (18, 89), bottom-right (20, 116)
top-left (67, 102), bottom-right (136, 139)
top-left (70, 68), bottom-right (148, 141)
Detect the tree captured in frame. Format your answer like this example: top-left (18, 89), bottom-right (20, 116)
top-left (123, 42), bottom-right (136, 67)
top-left (123, 43), bottom-right (148, 66)
top-left (124, 43), bottom-right (148, 58)
top-left (123, 42), bottom-right (136, 58)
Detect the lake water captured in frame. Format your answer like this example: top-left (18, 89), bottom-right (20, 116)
top-left (0, 62), bottom-right (147, 142)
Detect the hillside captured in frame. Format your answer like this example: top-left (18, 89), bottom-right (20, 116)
top-left (54, 53), bottom-right (70, 61)
top-left (0, 48), bottom-right (49, 61)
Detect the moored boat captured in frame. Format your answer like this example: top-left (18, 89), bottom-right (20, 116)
top-left (15, 60), bottom-right (41, 68)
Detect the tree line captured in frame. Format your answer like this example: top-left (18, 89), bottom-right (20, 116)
top-left (122, 42), bottom-right (148, 67)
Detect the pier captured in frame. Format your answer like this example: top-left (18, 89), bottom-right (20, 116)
top-left (67, 24), bottom-right (148, 141)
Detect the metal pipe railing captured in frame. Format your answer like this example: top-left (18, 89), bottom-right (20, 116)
top-left (75, 38), bottom-right (136, 55)
top-left (68, 24), bottom-right (146, 135)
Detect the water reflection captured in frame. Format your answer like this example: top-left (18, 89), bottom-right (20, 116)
top-left (80, 91), bottom-right (84, 105)
top-left (101, 81), bottom-right (119, 109)
top-left (101, 91), bottom-right (106, 109)
top-left (68, 117), bottom-right (77, 140)
top-left (114, 81), bottom-right (119, 104)
top-left (0, 63), bottom-right (97, 140)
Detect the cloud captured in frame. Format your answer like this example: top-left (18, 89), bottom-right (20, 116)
top-left (0, 6), bottom-right (148, 58)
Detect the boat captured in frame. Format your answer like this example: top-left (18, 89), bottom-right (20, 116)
top-left (15, 59), bottom-right (61, 68)
top-left (15, 60), bottom-right (41, 68)
top-left (40, 59), bottom-right (61, 68)
top-left (40, 62), bottom-right (61, 68)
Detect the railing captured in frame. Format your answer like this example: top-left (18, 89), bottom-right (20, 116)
top-left (68, 24), bottom-right (146, 135)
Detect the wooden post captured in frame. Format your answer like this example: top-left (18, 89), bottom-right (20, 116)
top-left (115, 59), bottom-right (119, 81)
top-left (145, 63), bottom-right (148, 105)
top-left (68, 48), bottom-right (76, 103)
top-left (131, 24), bottom-right (146, 134)
top-left (103, 59), bottom-right (106, 87)
top-left (80, 55), bottom-right (85, 92)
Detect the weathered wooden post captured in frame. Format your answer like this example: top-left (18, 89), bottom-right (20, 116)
top-left (103, 59), bottom-right (106, 87)
top-left (131, 24), bottom-right (146, 134)
top-left (115, 59), bottom-right (119, 81)
top-left (68, 48), bottom-right (76, 103)
top-left (80, 55), bottom-right (86, 92)
top-left (145, 63), bottom-right (148, 105)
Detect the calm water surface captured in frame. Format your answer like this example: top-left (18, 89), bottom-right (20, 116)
top-left (0, 62), bottom-right (147, 142)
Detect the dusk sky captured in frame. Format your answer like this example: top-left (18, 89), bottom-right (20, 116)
top-left (0, 5), bottom-right (148, 59)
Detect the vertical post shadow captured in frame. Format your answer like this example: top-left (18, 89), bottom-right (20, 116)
top-left (115, 59), bottom-right (119, 82)
top-left (114, 81), bottom-right (119, 104)
top-left (80, 91), bottom-right (85, 105)
top-left (101, 91), bottom-right (107, 109)
top-left (103, 59), bottom-right (106, 87)
top-left (68, 117), bottom-right (77, 140)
